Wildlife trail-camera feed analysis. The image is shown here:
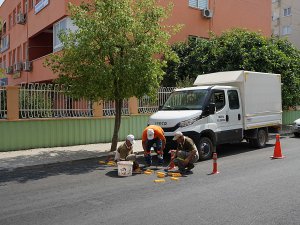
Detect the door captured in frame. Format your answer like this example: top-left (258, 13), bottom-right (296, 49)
top-left (226, 89), bottom-right (243, 142)
top-left (207, 89), bottom-right (229, 144)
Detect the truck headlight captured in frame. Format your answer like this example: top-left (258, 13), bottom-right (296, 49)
top-left (179, 116), bottom-right (200, 127)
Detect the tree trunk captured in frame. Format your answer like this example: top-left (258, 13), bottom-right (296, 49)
top-left (110, 99), bottom-right (122, 151)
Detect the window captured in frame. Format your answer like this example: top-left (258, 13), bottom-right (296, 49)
top-left (23, 0), bottom-right (28, 13)
top-left (53, 17), bottom-right (78, 52)
top-left (12, 49), bottom-right (16, 65)
top-left (282, 25), bottom-right (292, 35)
top-left (210, 90), bottom-right (225, 111)
top-left (17, 3), bottom-right (22, 14)
top-left (2, 21), bottom-right (7, 34)
top-left (189, 0), bottom-right (208, 9)
top-left (13, 10), bottom-right (16, 25)
top-left (29, 0), bottom-right (34, 10)
top-left (1, 35), bottom-right (10, 53)
top-left (228, 90), bottom-right (240, 110)
top-left (53, 18), bottom-right (67, 52)
top-left (283, 7), bottom-right (291, 17)
top-left (8, 51), bottom-right (12, 66)
top-left (17, 46), bottom-right (22, 63)
top-left (1, 55), bottom-right (6, 69)
top-left (23, 42), bottom-right (28, 61)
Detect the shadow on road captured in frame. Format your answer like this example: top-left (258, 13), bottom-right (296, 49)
top-left (0, 136), bottom-right (287, 184)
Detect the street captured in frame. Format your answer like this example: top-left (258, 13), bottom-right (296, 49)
top-left (0, 136), bottom-right (300, 225)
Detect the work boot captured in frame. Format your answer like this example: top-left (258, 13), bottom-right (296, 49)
top-left (133, 162), bottom-right (142, 174)
top-left (145, 154), bottom-right (152, 167)
top-left (157, 154), bottom-right (164, 166)
top-left (174, 158), bottom-right (185, 173)
top-left (186, 163), bottom-right (194, 171)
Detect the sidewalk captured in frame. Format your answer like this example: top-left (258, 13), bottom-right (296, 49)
top-left (0, 125), bottom-right (294, 170)
top-left (0, 140), bottom-right (144, 170)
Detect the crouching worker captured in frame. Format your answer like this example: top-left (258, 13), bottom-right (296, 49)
top-left (142, 125), bottom-right (166, 167)
top-left (173, 131), bottom-right (199, 174)
top-left (114, 134), bottom-right (141, 173)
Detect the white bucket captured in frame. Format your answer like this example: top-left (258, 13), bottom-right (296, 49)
top-left (117, 161), bottom-right (133, 177)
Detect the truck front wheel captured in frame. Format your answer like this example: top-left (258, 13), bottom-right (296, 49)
top-left (197, 137), bottom-right (214, 161)
top-left (250, 129), bottom-right (267, 148)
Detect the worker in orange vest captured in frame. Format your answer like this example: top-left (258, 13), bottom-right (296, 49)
top-left (142, 125), bottom-right (166, 167)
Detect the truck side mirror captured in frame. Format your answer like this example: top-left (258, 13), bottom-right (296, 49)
top-left (208, 103), bottom-right (216, 114)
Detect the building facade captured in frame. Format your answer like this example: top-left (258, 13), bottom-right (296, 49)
top-left (0, 0), bottom-right (271, 86)
top-left (272, 0), bottom-right (300, 49)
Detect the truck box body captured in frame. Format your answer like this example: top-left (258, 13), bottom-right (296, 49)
top-left (194, 71), bottom-right (282, 129)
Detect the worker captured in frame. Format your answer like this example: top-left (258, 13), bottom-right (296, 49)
top-left (115, 134), bottom-right (141, 173)
top-left (173, 131), bottom-right (199, 174)
top-left (142, 125), bottom-right (166, 167)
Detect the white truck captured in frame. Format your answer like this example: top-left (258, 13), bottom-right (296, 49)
top-left (149, 71), bottom-right (282, 160)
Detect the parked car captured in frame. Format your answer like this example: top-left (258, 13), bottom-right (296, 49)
top-left (293, 118), bottom-right (300, 137)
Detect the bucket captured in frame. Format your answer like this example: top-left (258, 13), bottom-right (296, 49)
top-left (117, 161), bottom-right (133, 177)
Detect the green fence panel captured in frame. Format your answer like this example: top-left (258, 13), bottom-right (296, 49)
top-left (1, 111), bottom-right (299, 152)
top-left (282, 110), bottom-right (300, 125)
top-left (0, 115), bottom-right (149, 152)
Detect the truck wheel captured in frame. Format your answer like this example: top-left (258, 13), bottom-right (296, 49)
top-left (294, 133), bottom-right (300, 138)
top-left (197, 137), bottom-right (214, 161)
top-left (251, 129), bottom-right (267, 148)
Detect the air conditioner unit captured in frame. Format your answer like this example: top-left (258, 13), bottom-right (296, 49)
top-left (23, 61), bottom-right (32, 72)
top-left (5, 66), bottom-right (13, 74)
top-left (14, 62), bottom-right (22, 72)
top-left (202, 8), bottom-right (213, 18)
top-left (16, 13), bottom-right (26, 25)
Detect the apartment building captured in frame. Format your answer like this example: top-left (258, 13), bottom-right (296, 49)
top-left (0, 0), bottom-right (271, 86)
top-left (272, 0), bottom-right (300, 49)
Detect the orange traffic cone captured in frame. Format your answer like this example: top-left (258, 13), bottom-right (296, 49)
top-left (167, 150), bottom-right (176, 170)
top-left (271, 134), bottom-right (285, 159)
top-left (210, 152), bottom-right (219, 174)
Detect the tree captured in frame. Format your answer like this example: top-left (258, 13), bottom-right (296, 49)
top-left (164, 29), bottom-right (300, 109)
top-left (45, 0), bottom-right (178, 151)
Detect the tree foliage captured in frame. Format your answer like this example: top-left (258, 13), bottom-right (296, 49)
top-left (163, 29), bottom-right (300, 109)
top-left (45, 0), bottom-right (178, 151)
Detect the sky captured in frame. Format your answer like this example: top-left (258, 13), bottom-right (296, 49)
top-left (0, 0), bottom-right (4, 6)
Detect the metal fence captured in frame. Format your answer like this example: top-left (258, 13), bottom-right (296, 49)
top-left (103, 100), bottom-right (130, 116)
top-left (2, 84), bottom-right (174, 119)
top-left (19, 83), bottom-right (93, 119)
top-left (138, 87), bottom-right (176, 114)
top-left (0, 86), bottom-right (7, 119)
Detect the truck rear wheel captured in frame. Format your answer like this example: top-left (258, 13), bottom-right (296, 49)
top-left (197, 137), bottom-right (214, 161)
top-left (250, 129), bottom-right (267, 148)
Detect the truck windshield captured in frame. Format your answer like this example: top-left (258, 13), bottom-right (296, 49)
top-left (162, 89), bottom-right (208, 110)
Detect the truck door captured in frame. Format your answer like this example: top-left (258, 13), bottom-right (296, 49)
top-left (208, 90), bottom-right (228, 144)
top-left (226, 89), bottom-right (243, 142)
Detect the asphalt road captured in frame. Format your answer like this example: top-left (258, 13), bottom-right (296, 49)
top-left (0, 136), bottom-right (300, 225)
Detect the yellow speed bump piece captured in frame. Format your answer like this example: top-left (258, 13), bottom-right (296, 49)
top-left (107, 161), bottom-right (116, 166)
top-left (154, 179), bottom-right (166, 183)
top-left (157, 174), bottom-right (165, 178)
top-left (170, 177), bottom-right (179, 181)
top-left (172, 173), bottom-right (182, 177)
top-left (99, 161), bottom-right (106, 164)
top-left (157, 171), bottom-right (166, 175)
top-left (144, 171), bottom-right (152, 175)
top-left (146, 169), bottom-right (154, 173)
